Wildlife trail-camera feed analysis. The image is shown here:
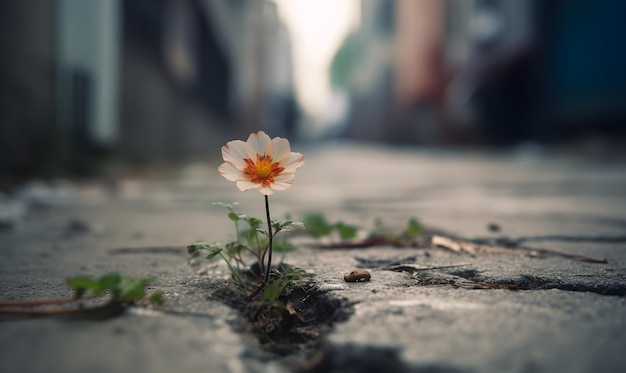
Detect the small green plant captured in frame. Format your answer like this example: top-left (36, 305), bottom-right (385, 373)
top-left (303, 212), bottom-right (424, 247)
top-left (374, 216), bottom-right (424, 244)
top-left (188, 202), bottom-right (306, 299)
top-left (66, 273), bottom-right (161, 304)
top-left (262, 266), bottom-right (311, 303)
top-left (303, 212), bottom-right (359, 240)
top-left (0, 273), bottom-right (162, 318)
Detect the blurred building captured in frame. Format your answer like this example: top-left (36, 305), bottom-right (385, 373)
top-left (332, 0), bottom-right (395, 142)
top-left (0, 0), bottom-right (57, 184)
top-left (206, 0), bottom-right (297, 138)
top-left (0, 0), bottom-right (296, 183)
top-left (335, 0), bottom-right (626, 145)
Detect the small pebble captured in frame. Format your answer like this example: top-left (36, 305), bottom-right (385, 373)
top-left (344, 270), bottom-right (371, 282)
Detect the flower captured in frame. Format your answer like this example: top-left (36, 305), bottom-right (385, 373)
top-left (218, 131), bottom-right (304, 195)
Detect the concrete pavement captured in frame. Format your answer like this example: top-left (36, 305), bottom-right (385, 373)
top-left (1, 143), bottom-right (625, 372)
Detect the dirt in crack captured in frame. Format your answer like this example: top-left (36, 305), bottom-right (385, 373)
top-left (207, 273), bottom-right (352, 356)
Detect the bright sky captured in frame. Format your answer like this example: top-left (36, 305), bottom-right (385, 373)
top-left (274, 0), bottom-right (360, 120)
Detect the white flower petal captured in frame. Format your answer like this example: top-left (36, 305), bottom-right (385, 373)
top-left (246, 131), bottom-right (271, 158)
top-left (271, 173), bottom-right (295, 191)
top-left (280, 152), bottom-right (304, 173)
top-left (236, 180), bottom-right (258, 192)
top-left (258, 186), bottom-right (274, 195)
top-left (218, 162), bottom-right (246, 182)
top-left (222, 140), bottom-right (248, 168)
top-left (271, 137), bottom-right (291, 162)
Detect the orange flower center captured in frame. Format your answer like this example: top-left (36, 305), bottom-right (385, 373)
top-left (243, 155), bottom-right (284, 186)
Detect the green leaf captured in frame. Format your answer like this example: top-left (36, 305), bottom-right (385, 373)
top-left (187, 241), bottom-right (212, 254)
top-left (279, 220), bottom-right (306, 232)
top-left (67, 273), bottom-right (122, 298)
top-left (66, 273), bottom-right (155, 302)
top-left (118, 276), bottom-right (153, 301)
top-left (405, 218), bottom-right (423, 239)
top-left (304, 213), bottom-right (334, 237)
top-left (148, 290), bottom-right (165, 305)
top-left (271, 220), bottom-right (282, 232)
top-left (335, 222), bottom-right (358, 240)
top-left (66, 276), bottom-right (97, 291)
top-left (228, 212), bottom-right (247, 222)
top-left (95, 273), bottom-right (122, 296)
top-left (66, 277), bottom-right (98, 298)
top-left (205, 248), bottom-right (223, 260)
top-left (282, 267), bottom-right (312, 280)
top-left (244, 217), bottom-right (263, 229)
top-left (226, 242), bottom-right (246, 256)
top-left (263, 282), bottom-right (283, 302)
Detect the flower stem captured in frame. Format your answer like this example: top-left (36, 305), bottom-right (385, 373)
top-left (264, 194), bottom-right (273, 284)
top-left (247, 195), bottom-right (274, 300)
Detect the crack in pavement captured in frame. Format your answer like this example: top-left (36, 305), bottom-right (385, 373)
top-left (355, 254), bottom-right (626, 296)
top-left (471, 235), bottom-right (626, 246)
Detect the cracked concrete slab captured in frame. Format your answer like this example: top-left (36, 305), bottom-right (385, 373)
top-left (1, 143), bottom-right (626, 372)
